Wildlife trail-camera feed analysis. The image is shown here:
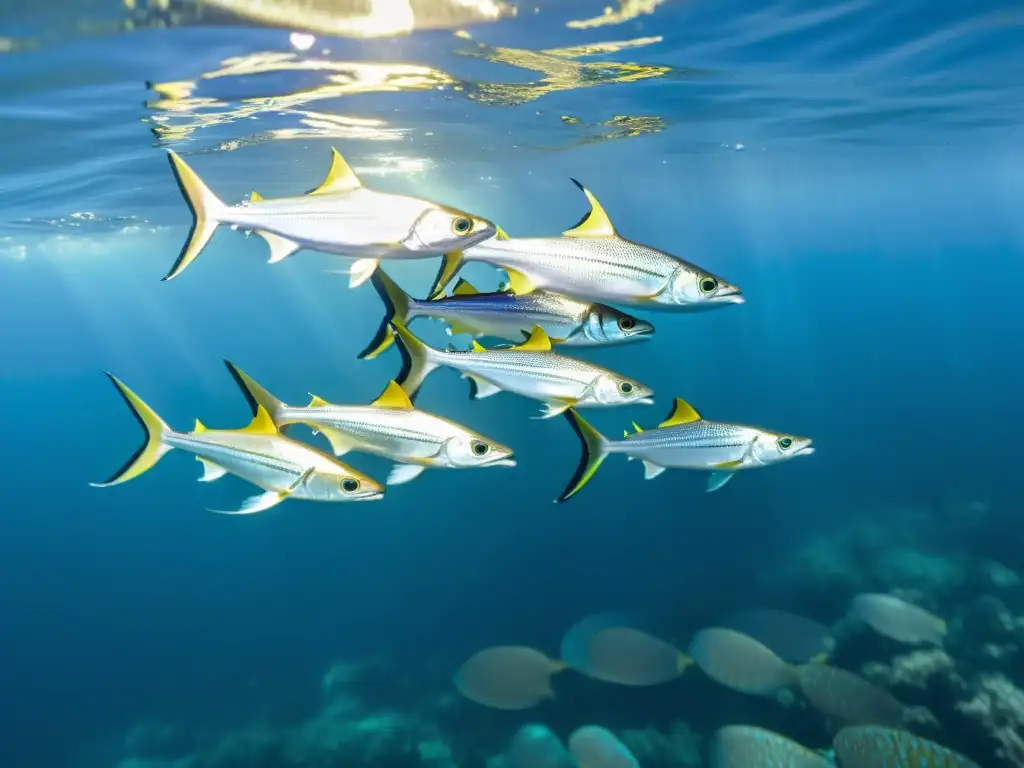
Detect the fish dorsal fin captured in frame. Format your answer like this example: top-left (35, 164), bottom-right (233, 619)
top-left (495, 226), bottom-right (511, 240)
top-left (470, 340), bottom-right (487, 352)
top-left (307, 148), bottom-right (362, 196)
top-left (194, 418), bottom-right (209, 434)
top-left (452, 278), bottom-right (479, 297)
top-left (371, 380), bottom-right (414, 410)
top-left (307, 393), bottom-right (329, 408)
top-left (632, 421), bottom-right (644, 433)
top-left (658, 397), bottom-right (702, 428)
top-left (562, 179), bottom-right (616, 238)
top-left (242, 405), bottom-right (279, 435)
top-left (250, 191), bottom-right (264, 202)
top-left (504, 267), bottom-right (536, 295)
top-left (513, 326), bottom-right (552, 352)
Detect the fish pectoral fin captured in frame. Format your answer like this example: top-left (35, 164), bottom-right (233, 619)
top-left (318, 426), bottom-right (358, 456)
top-left (707, 471), bottom-right (736, 493)
top-left (533, 400), bottom-right (574, 420)
top-left (462, 373), bottom-right (501, 400)
top-left (196, 457), bottom-right (228, 483)
top-left (511, 325), bottom-right (552, 352)
top-left (386, 463), bottom-right (426, 486)
top-left (443, 319), bottom-right (479, 337)
top-left (642, 460), bottom-right (666, 480)
top-left (207, 467), bottom-right (313, 515)
top-left (255, 230), bottom-right (301, 264)
top-left (348, 258), bottom-right (379, 288)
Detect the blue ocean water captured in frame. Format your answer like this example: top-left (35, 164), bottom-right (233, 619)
top-left (2, 1), bottom-right (1024, 766)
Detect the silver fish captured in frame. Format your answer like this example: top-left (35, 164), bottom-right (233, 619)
top-left (388, 322), bottom-right (654, 418)
top-left (559, 398), bottom-right (813, 501)
top-left (162, 148), bottom-right (496, 282)
top-left (224, 362), bottom-right (516, 486)
top-left (91, 373), bottom-right (384, 513)
top-left (359, 268), bottom-right (654, 359)
top-left (429, 180), bottom-right (742, 310)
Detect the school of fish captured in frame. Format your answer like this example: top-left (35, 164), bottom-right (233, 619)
top-left (93, 145), bottom-right (815, 511)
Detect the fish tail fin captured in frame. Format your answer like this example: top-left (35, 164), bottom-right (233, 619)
top-left (163, 150), bottom-right (227, 281)
top-left (359, 269), bottom-right (414, 360)
top-left (389, 321), bottom-right (440, 401)
top-left (558, 408), bottom-right (611, 502)
top-left (427, 250), bottom-right (465, 300)
top-left (91, 373), bottom-right (173, 487)
top-left (223, 360), bottom-right (287, 425)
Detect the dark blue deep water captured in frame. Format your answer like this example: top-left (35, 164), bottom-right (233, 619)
top-left (2, 1), bottom-right (1024, 766)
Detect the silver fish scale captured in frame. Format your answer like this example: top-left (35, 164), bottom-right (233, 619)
top-left (443, 348), bottom-right (608, 387)
top-left (416, 291), bottom-right (588, 328)
top-left (294, 407), bottom-right (446, 445)
top-left (618, 420), bottom-right (757, 451)
top-left (168, 432), bottom-right (302, 475)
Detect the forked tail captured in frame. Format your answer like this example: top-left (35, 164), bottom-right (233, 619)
top-left (359, 269), bottom-right (414, 360)
top-left (163, 150), bottom-right (227, 281)
top-left (91, 374), bottom-right (173, 487)
top-left (558, 409), bottom-right (611, 502)
top-left (389, 321), bottom-right (442, 401)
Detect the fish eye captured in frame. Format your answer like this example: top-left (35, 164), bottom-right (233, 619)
top-left (342, 478), bottom-right (360, 493)
top-left (471, 440), bottom-right (490, 456)
top-left (699, 277), bottom-right (719, 295)
top-left (452, 217), bottom-right (473, 235)
top-left (618, 317), bottom-right (636, 331)
top-left (778, 437), bottom-right (793, 450)
top-left (619, 381), bottom-right (634, 395)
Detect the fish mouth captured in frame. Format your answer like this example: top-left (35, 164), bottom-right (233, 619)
top-left (489, 457), bottom-right (517, 468)
top-left (797, 446), bottom-right (815, 456)
top-left (356, 490), bottom-right (386, 501)
top-left (636, 397), bottom-right (655, 405)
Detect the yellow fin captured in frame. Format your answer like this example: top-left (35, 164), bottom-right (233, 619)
top-left (446, 319), bottom-right (478, 336)
top-left (562, 179), bottom-right (616, 238)
top-left (241, 405), bottom-right (279, 435)
top-left (371, 380), bottom-right (413, 410)
top-left (512, 326), bottom-right (552, 352)
top-left (307, 393), bottom-right (329, 408)
top-left (317, 426), bottom-right (357, 456)
top-left (452, 279), bottom-right (479, 297)
top-left (658, 397), bottom-right (702, 428)
top-left (623, 429), bottom-right (629, 438)
top-left (632, 421), bottom-right (644, 433)
top-left (504, 267), bottom-right (536, 295)
top-left (470, 340), bottom-right (487, 352)
top-left (307, 148), bottom-right (361, 195)
top-left (194, 418), bottom-right (209, 434)
top-left (495, 226), bottom-right (511, 240)
top-left (250, 191), bottom-right (264, 202)
top-left (713, 459), bottom-right (743, 469)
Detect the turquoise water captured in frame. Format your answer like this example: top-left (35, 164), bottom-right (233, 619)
top-left (2, 1), bottom-right (1023, 766)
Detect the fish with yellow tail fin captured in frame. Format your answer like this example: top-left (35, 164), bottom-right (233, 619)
top-left (428, 179), bottom-right (742, 309)
top-left (559, 400), bottom-right (813, 501)
top-left (223, 362), bottom-right (515, 486)
top-left (387, 321), bottom-right (654, 417)
top-left (359, 268), bottom-right (654, 360)
top-left (161, 147), bottom-right (496, 282)
top-left (91, 373), bottom-right (383, 511)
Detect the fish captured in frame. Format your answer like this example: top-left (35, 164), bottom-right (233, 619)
top-left (358, 268), bottom-right (654, 359)
top-left (224, 362), bottom-right (516, 486)
top-left (708, 725), bottom-right (831, 768)
top-left (797, 664), bottom-right (906, 727)
top-left (90, 373), bottom-right (384, 513)
top-left (558, 400), bottom-right (814, 501)
top-left (688, 628), bottom-right (798, 696)
top-left (832, 726), bottom-right (980, 768)
top-left (568, 727), bottom-right (640, 768)
top-left (718, 608), bottom-right (835, 664)
top-left (505, 725), bottom-right (573, 768)
top-left (454, 646), bottom-right (566, 710)
top-left (852, 593), bottom-right (947, 646)
top-left (428, 180), bottom-right (743, 310)
top-left (161, 147), bottom-right (496, 282)
top-left (386, 321), bottom-right (654, 417)
top-left (572, 626), bottom-right (691, 686)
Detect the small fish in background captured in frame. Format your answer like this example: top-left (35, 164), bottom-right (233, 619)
top-left (358, 268), bottom-right (654, 360)
top-left (91, 373), bottom-right (383, 513)
top-left (708, 725), bottom-right (832, 768)
top-left (718, 608), bottom-right (835, 664)
top-left (161, 147), bottom-right (496, 282)
top-left (454, 646), bottom-right (566, 710)
top-left (852, 593), bottom-right (947, 646)
top-left (387, 322), bottom-right (654, 416)
top-left (687, 628), bottom-right (798, 696)
top-left (224, 363), bottom-right (515, 486)
top-left (565, 624), bottom-right (691, 686)
top-left (428, 179), bottom-right (743, 311)
top-left (568, 726), bottom-right (640, 768)
top-left (504, 724), bottom-right (573, 768)
top-left (796, 663), bottom-right (906, 727)
top-left (832, 725), bottom-right (980, 768)
top-left (558, 399), bottom-right (813, 501)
